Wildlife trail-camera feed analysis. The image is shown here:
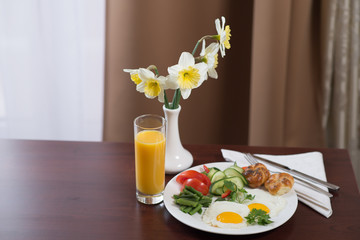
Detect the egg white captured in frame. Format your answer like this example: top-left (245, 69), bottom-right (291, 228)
top-left (202, 201), bottom-right (250, 229)
top-left (245, 188), bottom-right (287, 218)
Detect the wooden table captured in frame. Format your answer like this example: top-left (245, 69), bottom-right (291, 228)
top-left (0, 140), bottom-right (359, 240)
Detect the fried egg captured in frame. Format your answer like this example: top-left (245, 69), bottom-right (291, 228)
top-left (245, 188), bottom-right (287, 218)
top-left (202, 201), bottom-right (250, 229)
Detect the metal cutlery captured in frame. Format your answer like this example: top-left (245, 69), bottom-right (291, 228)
top-left (244, 153), bottom-right (334, 198)
top-left (244, 153), bottom-right (340, 191)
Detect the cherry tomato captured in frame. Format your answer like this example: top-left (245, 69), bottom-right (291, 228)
top-left (221, 189), bottom-right (231, 198)
top-left (203, 165), bottom-right (210, 173)
top-left (181, 178), bottom-right (209, 195)
top-left (176, 170), bottom-right (211, 187)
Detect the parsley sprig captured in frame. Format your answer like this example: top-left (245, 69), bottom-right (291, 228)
top-left (245, 209), bottom-right (273, 225)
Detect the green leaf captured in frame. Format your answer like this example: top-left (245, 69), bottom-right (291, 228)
top-left (245, 209), bottom-right (273, 226)
top-left (235, 188), bottom-right (255, 203)
top-left (230, 191), bottom-right (237, 202)
top-left (224, 180), bottom-right (236, 191)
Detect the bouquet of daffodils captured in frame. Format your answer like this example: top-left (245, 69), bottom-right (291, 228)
top-left (124, 16), bottom-right (231, 109)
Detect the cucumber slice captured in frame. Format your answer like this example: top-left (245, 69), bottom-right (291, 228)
top-left (214, 187), bottom-right (224, 195)
top-left (207, 167), bottom-right (219, 180)
top-left (210, 179), bottom-right (225, 195)
top-left (223, 168), bottom-right (242, 178)
top-left (211, 171), bottom-right (226, 183)
top-left (238, 173), bottom-right (249, 186)
top-left (229, 164), bottom-right (244, 174)
top-left (226, 176), bottom-right (244, 190)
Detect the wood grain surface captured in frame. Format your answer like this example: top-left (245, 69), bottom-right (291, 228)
top-left (0, 140), bottom-right (359, 240)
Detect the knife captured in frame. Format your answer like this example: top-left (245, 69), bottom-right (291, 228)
top-left (252, 154), bottom-right (340, 191)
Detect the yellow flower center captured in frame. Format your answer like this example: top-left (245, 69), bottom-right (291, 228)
top-left (178, 67), bottom-right (200, 89)
top-left (144, 80), bottom-right (161, 97)
top-left (214, 54), bottom-right (219, 68)
top-left (224, 25), bottom-right (231, 49)
top-left (131, 73), bottom-right (142, 85)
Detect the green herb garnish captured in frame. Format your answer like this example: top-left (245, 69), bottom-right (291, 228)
top-left (245, 209), bottom-right (273, 225)
top-left (236, 188), bottom-right (255, 203)
top-left (223, 180), bottom-right (237, 191)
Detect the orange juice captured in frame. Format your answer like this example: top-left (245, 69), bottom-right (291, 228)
top-left (135, 130), bottom-right (166, 195)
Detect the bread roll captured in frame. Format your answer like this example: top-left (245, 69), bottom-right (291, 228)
top-left (265, 173), bottom-right (294, 195)
top-left (243, 163), bottom-right (270, 188)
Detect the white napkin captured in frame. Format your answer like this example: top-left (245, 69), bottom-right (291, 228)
top-left (221, 149), bottom-right (333, 218)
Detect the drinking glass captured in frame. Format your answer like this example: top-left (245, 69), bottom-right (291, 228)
top-left (134, 114), bottom-right (166, 204)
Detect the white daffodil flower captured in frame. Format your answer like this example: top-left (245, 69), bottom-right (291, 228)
top-left (167, 52), bottom-right (208, 99)
top-left (200, 40), bottom-right (219, 79)
top-left (124, 68), bottom-right (142, 85)
top-left (215, 16), bottom-right (231, 57)
top-left (124, 17), bottom-right (231, 108)
top-left (136, 68), bottom-right (167, 102)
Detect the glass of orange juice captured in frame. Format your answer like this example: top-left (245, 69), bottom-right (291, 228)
top-left (134, 114), bottom-right (166, 204)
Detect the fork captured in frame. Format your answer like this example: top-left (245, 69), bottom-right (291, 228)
top-left (244, 153), bottom-right (333, 198)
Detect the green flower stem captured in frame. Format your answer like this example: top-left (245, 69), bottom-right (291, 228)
top-left (175, 89), bottom-right (181, 108)
top-left (164, 91), bottom-right (170, 109)
top-left (212, 34), bottom-right (221, 41)
top-left (191, 35), bottom-right (216, 56)
top-left (147, 65), bottom-right (159, 76)
top-left (192, 41), bottom-right (201, 56)
top-left (171, 88), bottom-right (181, 109)
top-left (195, 56), bottom-right (205, 64)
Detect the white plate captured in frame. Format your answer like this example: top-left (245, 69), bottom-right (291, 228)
top-left (163, 162), bottom-right (298, 235)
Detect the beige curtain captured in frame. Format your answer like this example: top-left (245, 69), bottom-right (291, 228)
top-left (249, 0), bottom-right (324, 147)
top-left (250, 0), bottom-right (360, 186)
top-left (103, 0), bottom-right (253, 145)
top-left (321, 0), bottom-right (360, 186)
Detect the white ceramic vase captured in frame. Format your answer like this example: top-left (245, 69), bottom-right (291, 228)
top-left (163, 105), bottom-right (193, 174)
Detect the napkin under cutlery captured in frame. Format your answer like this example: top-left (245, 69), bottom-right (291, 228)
top-left (221, 149), bottom-right (333, 218)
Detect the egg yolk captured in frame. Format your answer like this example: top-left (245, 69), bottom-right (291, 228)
top-left (248, 203), bottom-right (270, 213)
top-left (216, 212), bottom-right (243, 224)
